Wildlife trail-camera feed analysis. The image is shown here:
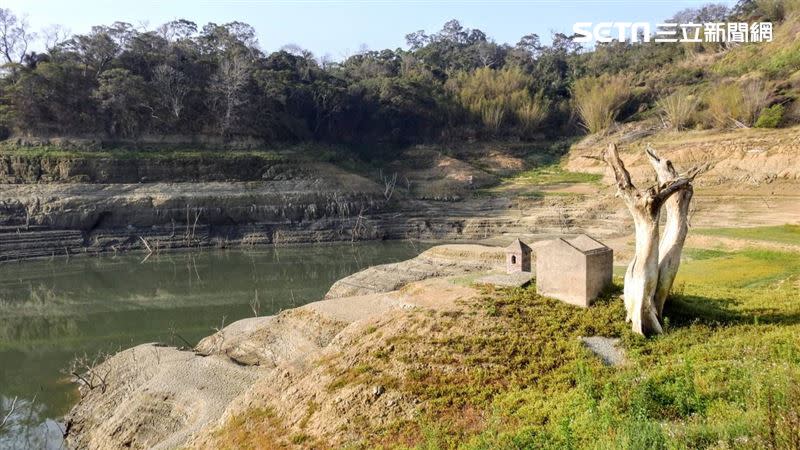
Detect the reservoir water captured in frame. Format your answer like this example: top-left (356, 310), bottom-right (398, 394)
top-left (0, 241), bottom-right (428, 449)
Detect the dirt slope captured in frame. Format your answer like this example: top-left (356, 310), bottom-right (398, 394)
top-left (565, 124), bottom-right (800, 228)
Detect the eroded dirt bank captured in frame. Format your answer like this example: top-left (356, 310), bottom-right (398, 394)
top-left (0, 148), bottom-right (610, 261)
top-left (0, 158), bottom-right (392, 260)
top-left (6, 126), bottom-right (799, 262)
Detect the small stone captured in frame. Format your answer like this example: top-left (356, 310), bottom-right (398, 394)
top-left (580, 336), bottom-right (626, 366)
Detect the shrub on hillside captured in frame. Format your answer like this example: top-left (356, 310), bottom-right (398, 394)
top-left (706, 84), bottom-right (742, 128)
top-left (706, 81), bottom-right (769, 128)
top-left (449, 67), bottom-right (549, 134)
top-left (755, 104), bottom-right (785, 128)
top-left (516, 91), bottom-right (550, 134)
top-left (657, 91), bottom-right (698, 130)
top-left (572, 74), bottom-right (631, 134)
top-left (479, 101), bottom-right (506, 132)
top-left (743, 81), bottom-right (771, 125)
top-left (756, 0), bottom-right (787, 21)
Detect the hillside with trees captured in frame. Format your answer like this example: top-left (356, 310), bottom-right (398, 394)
top-left (1, 0), bottom-right (798, 151)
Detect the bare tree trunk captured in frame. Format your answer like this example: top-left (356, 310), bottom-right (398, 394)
top-left (623, 206), bottom-right (663, 335)
top-left (602, 143), bottom-right (701, 336)
top-left (646, 147), bottom-right (693, 319)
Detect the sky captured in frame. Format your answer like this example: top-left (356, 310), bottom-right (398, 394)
top-left (4, 0), bottom-right (738, 60)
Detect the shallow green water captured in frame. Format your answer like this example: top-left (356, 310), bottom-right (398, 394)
top-left (0, 241), bottom-right (428, 449)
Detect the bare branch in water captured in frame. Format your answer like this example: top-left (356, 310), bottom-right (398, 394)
top-left (0, 396), bottom-right (18, 429)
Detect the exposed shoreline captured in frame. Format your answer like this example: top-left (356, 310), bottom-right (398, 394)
top-left (63, 243), bottom-right (508, 449)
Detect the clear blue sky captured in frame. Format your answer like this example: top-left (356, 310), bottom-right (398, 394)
top-left (6, 0), bottom-right (737, 59)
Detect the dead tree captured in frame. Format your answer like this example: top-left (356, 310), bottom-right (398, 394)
top-left (64, 351), bottom-right (113, 395)
top-left (602, 143), bottom-right (704, 336)
top-left (380, 169), bottom-right (398, 201)
top-left (645, 145), bottom-right (703, 319)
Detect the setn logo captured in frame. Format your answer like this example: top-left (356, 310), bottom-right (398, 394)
top-left (573, 22), bottom-right (651, 43)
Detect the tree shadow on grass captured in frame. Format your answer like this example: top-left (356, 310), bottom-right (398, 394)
top-left (665, 293), bottom-right (800, 329)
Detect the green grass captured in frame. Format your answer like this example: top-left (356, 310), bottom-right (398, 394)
top-left (449, 273), bottom-right (487, 287)
top-left (373, 244), bottom-right (800, 449)
top-left (474, 161), bottom-right (600, 199)
top-left (677, 248), bottom-right (800, 288)
top-left (507, 164), bottom-right (601, 186)
top-left (710, 20), bottom-right (800, 78)
top-left (207, 240), bottom-right (800, 449)
top-left (695, 225), bottom-right (800, 246)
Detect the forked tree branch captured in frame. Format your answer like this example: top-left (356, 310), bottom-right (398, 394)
top-left (646, 143), bottom-right (711, 184)
top-left (603, 143), bottom-right (634, 192)
top-left (653, 178), bottom-right (692, 204)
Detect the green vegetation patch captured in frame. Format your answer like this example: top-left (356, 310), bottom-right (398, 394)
top-left (208, 406), bottom-right (322, 449)
top-left (211, 242), bottom-right (800, 449)
top-left (755, 104), bottom-right (786, 128)
top-left (678, 248), bottom-right (800, 288)
top-left (508, 164), bottom-right (602, 186)
top-left (711, 24), bottom-right (800, 78)
top-left (695, 224), bottom-right (800, 246)
top-left (376, 244), bottom-right (800, 448)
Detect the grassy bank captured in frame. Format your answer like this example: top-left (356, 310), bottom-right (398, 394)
top-left (200, 224), bottom-right (799, 449)
top-left (350, 227), bottom-right (799, 448)
top-left (695, 225), bottom-right (800, 246)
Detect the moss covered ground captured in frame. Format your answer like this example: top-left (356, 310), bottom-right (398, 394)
top-left (369, 227), bottom-right (800, 449)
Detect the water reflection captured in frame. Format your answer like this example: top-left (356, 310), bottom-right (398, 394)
top-left (1, 395), bottom-right (64, 450)
top-left (0, 241), bottom-right (428, 449)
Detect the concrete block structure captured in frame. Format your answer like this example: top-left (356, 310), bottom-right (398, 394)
top-left (535, 234), bottom-right (612, 307)
top-left (505, 238), bottom-right (532, 273)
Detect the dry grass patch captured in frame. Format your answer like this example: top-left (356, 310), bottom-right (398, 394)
top-left (573, 74), bottom-right (631, 134)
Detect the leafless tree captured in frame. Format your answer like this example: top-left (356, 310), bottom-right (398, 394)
top-left (0, 8), bottom-right (35, 65)
top-left (210, 54), bottom-right (251, 135)
top-left (138, 236), bottom-right (153, 254)
top-left (153, 64), bottom-right (189, 120)
top-left (379, 169), bottom-right (398, 201)
top-left (550, 203), bottom-right (572, 233)
top-left (249, 289), bottom-right (260, 317)
top-left (213, 315), bottom-right (227, 333)
top-left (184, 205), bottom-right (203, 245)
top-left (64, 351), bottom-right (113, 395)
top-left (351, 205), bottom-right (368, 241)
top-left (600, 143), bottom-right (706, 336)
top-left (475, 41), bottom-right (500, 68)
top-left (644, 145), bottom-right (704, 319)
top-left (318, 53), bottom-right (335, 70)
top-left (42, 24), bottom-right (69, 52)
